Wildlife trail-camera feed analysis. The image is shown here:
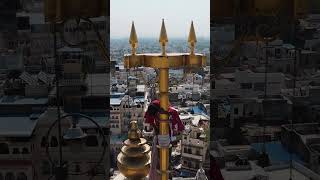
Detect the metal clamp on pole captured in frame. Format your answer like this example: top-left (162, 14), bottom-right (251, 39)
top-left (156, 169), bottom-right (172, 175)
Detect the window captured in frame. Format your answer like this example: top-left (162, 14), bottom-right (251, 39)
top-left (0, 143), bottom-right (9, 154)
top-left (17, 172), bottom-right (27, 180)
top-left (188, 148), bottom-right (192, 154)
top-left (13, 148), bottom-right (20, 154)
top-left (240, 83), bottom-right (252, 89)
top-left (86, 136), bottom-right (98, 147)
top-left (254, 83), bottom-right (265, 91)
top-left (22, 147), bottom-right (29, 154)
top-left (286, 64), bottom-right (290, 73)
top-left (234, 108), bottom-right (239, 115)
top-left (187, 161), bottom-right (192, 168)
top-left (74, 163), bottom-right (81, 172)
top-left (195, 163), bottom-right (200, 169)
top-left (50, 136), bottom-right (58, 147)
top-left (275, 48), bottom-right (281, 58)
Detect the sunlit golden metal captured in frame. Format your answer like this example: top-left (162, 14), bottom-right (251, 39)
top-left (188, 21), bottom-right (197, 55)
top-left (122, 20), bottom-right (206, 180)
top-left (44, 0), bottom-right (107, 22)
top-left (159, 19), bottom-right (168, 56)
top-left (129, 22), bottom-right (138, 55)
top-left (117, 121), bottom-right (151, 179)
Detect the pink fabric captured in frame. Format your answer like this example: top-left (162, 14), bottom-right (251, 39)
top-left (144, 100), bottom-right (185, 133)
top-left (149, 136), bottom-right (160, 180)
top-left (146, 100), bottom-right (184, 179)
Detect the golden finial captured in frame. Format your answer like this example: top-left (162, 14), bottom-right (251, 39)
top-left (129, 21), bottom-right (138, 55)
top-left (117, 120), bottom-right (151, 179)
top-left (159, 19), bottom-right (168, 55)
top-left (188, 21), bottom-right (197, 55)
top-left (128, 121), bottom-right (142, 141)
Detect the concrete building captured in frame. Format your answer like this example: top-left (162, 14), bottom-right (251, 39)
top-left (181, 125), bottom-right (209, 176)
top-left (213, 69), bottom-right (285, 98)
top-left (281, 123), bottom-right (320, 174)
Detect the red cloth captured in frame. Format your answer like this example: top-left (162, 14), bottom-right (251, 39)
top-left (210, 157), bottom-right (224, 180)
top-left (144, 100), bottom-right (185, 133)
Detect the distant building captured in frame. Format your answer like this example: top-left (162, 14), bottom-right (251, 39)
top-left (281, 123), bottom-right (320, 174)
top-left (181, 125), bottom-right (209, 176)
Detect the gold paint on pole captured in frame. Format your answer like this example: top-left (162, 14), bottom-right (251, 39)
top-left (158, 21), bottom-right (169, 179)
top-left (122, 20), bottom-right (206, 180)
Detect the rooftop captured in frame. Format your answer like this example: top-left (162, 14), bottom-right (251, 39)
top-left (0, 96), bottom-right (48, 105)
top-left (221, 161), bottom-right (317, 180)
top-left (77, 114), bottom-right (108, 128)
top-left (251, 141), bottom-right (303, 165)
top-left (0, 114), bottom-right (40, 137)
top-left (110, 98), bottom-right (122, 106)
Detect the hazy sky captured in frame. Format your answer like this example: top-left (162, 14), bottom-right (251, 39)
top-left (111, 0), bottom-right (210, 38)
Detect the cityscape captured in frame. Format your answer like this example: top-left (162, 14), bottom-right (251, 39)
top-left (3, 0), bottom-right (320, 180)
top-left (0, 0), bottom-right (109, 180)
top-left (110, 35), bottom-right (210, 179)
top-left (211, 1), bottom-right (320, 180)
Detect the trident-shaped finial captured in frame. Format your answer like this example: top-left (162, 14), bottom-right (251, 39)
top-left (188, 21), bottom-right (197, 55)
top-left (159, 19), bottom-right (168, 55)
top-left (129, 21), bottom-right (138, 55)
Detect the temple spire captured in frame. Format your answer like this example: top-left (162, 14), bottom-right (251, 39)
top-left (129, 21), bottom-right (138, 54)
top-left (159, 19), bottom-right (168, 55)
top-left (188, 21), bottom-right (197, 54)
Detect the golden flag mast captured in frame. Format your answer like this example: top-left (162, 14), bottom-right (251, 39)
top-left (120, 19), bottom-right (206, 180)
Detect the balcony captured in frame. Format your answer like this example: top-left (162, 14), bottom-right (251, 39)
top-left (182, 138), bottom-right (205, 147)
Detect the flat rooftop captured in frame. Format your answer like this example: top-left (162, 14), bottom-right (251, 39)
top-left (0, 96), bottom-right (48, 105)
top-left (0, 114), bottom-right (40, 137)
top-left (221, 161), bottom-right (316, 180)
top-left (77, 113), bottom-right (108, 128)
top-left (251, 142), bottom-right (303, 165)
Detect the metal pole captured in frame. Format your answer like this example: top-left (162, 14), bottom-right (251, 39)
top-left (290, 47), bottom-right (298, 180)
top-left (53, 22), bottom-right (63, 167)
top-left (159, 66), bottom-right (169, 180)
top-left (263, 40), bottom-right (268, 154)
top-left (158, 19), bottom-right (169, 180)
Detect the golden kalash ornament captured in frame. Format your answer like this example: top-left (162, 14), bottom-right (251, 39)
top-left (117, 121), bottom-right (151, 179)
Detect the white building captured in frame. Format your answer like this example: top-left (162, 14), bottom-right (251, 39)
top-left (213, 69), bottom-right (285, 98)
top-left (181, 125), bottom-right (208, 175)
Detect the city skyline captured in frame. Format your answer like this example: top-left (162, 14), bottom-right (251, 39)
top-left (110, 0), bottom-right (210, 38)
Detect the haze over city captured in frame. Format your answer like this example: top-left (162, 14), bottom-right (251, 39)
top-left (110, 0), bottom-right (210, 38)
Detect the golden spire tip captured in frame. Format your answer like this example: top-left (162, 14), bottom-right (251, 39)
top-left (129, 21), bottom-right (138, 45)
top-left (159, 19), bottom-right (168, 44)
top-left (188, 21), bottom-right (197, 43)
